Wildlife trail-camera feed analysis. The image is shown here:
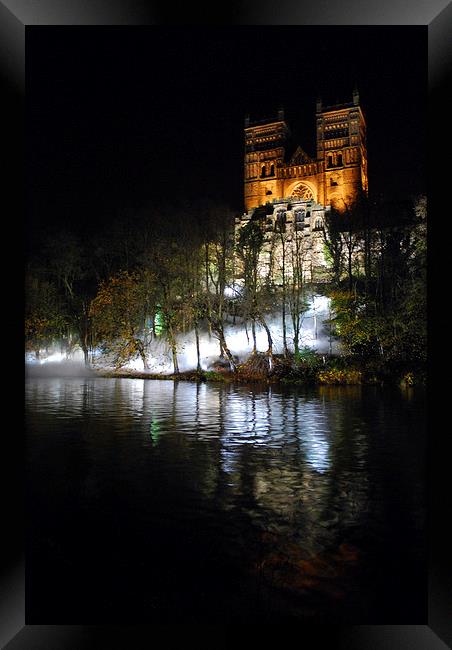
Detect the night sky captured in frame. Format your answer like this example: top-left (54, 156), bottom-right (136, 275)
top-left (27, 26), bottom-right (426, 246)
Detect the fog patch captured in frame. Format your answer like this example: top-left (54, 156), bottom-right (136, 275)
top-left (117, 293), bottom-right (339, 373)
top-left (25, 348), bottom-right (95, 378)
top-left (25, 295), bottom-right (339, 375)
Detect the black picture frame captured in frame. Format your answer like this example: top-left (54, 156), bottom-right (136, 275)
top-left (3, 0), bottom-right (449, 646)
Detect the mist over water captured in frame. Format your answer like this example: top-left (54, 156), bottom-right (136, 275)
top-left (25, 350), bottom-right (95, 378)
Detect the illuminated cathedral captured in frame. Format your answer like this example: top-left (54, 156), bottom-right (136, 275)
top-left (236, 89), bottom-right (368, 281)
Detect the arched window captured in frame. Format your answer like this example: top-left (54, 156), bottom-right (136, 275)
top-left (327, 155), bottom-right (333, 168)
top-left (315, 218), bottom-right (323, 230)
top-left (261, 165), bottom-right (266, 178)
top-left (291, 184), bottom-right (314, 201)
top-left (270, 164), bottom-right (275, 176)
top-left (294, 209), bottom-right (305, 231)
top-left (337, 153), bottom-right (343, 166)
top-left (275, 209), bottom-right (286, 233)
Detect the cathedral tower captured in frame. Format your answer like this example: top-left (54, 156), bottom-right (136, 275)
top-left (316, 89), bottom-right (368, 209)
top-left (244, 109), bottom-right (289, 211)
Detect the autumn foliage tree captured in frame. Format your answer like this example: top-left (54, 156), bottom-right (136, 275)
top-left (89, 270), bottom-right (149, 369)
top-left (25, 275), bottom-right (68, 358)
top-left (199, 202), bottom-right (238, 372)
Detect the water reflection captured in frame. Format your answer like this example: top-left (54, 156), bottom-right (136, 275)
top-left (26, 379), bottom-right (375, 544)
top-left (26, 377), bottom-right (426, 621)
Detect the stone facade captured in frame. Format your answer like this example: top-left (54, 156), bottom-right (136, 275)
top-left (236, 91), bottom-right (368, 281)
top-left (235, 198), bottom-right (328, 282)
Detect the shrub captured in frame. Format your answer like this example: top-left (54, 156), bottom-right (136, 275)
top-left (317, 368), bottom-right (362, 385)
top-left (237, 353), bottom-right (271, 380)
top-left (203, 370), bottom-right (226, 382)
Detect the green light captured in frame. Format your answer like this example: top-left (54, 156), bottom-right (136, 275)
top-left (154, 305), bottom-right (164, 337)
top-left (150, 418), bottom-right (160, 443)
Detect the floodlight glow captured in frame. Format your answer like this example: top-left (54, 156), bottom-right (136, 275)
top-left (25, 295), bottom-right (338, 373)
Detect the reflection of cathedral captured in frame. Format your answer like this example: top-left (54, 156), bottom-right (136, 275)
top-left (236, 90), bottom-right (368, 280)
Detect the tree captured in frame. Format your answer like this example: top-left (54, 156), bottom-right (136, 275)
top-left (328, 195), bottom-right (427, 375)
top-left (339, 200), bottom-right (361, 293)
top-left (41, 229), bottom-right (98, 366)
top-left (272, 210), bottom-right (290, 357)
top-left (237, 218), bottom-right (274, 364)
top-left (391, 195), bottom-right (427, 369)
top-left (328, 290), bottom-right (388, 359)
top-left (146, 240), bottom-right (185, 375)
top-left (201, 203), bottom-right (238, 372)
top-left (89, 270), bottom-right (150, 369)
top-left (288, 228), bottom-right (309, 357)
top-left (177, 234), bottom-right (205, 373)
top-left (25, 274), bottom-right (68, 358)
top-left (321, 206), bottom-right (344, 286)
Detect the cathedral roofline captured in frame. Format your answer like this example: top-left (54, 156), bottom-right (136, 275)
top-left (244, 118), bottom-right (287, 130)
top-left (318, 101), bottom-right (355, 113)
top-left (245, 107), bottom-right (287, 128)
top-left (318, 102), bottom-right (366, 123)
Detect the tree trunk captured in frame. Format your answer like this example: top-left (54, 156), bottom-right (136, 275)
top-left (294, 335), bottom-right (300, 357)
top-left (79, 303), bottom-right (91, 368)
top-left (136, 340), bottom-right (149, 370)
top-left (171, 344), bottom-right (179, 374)
top-left (281, 240), bottom-right (288, 356)
top-left (260, 318), bottom-right (273, 374)
top-left (282, 299), bottom-right (288, 357)
top-left (348, 239), bottom-right (353, 293)
top-left (364, 229), bottom-right (372, 294)
top-left (214, 323), bottom-right (236, 373)
top-left (292, 314), bottom-right (300, 358)
top-left (251, 320), bottom-right (257, 354)
top-left (82, 344), bottom-right (89, 368)
top-left (194, 321), bottom-right (202, 372)
top-left (204, 243), bottom-right (212, 337)
top-left (167, 321), bottom-right (179, 374)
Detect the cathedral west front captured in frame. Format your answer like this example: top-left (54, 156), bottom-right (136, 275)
top-left (236, 90), bottom-right (368, 281)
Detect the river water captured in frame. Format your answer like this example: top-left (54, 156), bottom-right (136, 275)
top-left (25, 377), bottom-right (426, 623)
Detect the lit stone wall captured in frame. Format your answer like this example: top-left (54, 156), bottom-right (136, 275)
top-left (235, 200), bottom-right (330, 283)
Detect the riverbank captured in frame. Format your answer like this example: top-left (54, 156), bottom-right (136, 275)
top-left (92, 352), bottom-right (426, 388)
